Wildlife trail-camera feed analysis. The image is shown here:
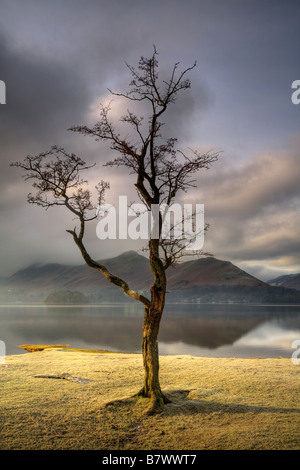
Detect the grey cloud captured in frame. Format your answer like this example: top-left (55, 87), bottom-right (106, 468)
top-left (0, 0), bottom-right (300, 278)
top-left (0, 33), bottom-right (93, 144)
top-left (195, 148), bottom-right (300, 218)
top-left (195, 144), bottom-right (300, 270)
top-left (0, 32), bottom-right (95, 227)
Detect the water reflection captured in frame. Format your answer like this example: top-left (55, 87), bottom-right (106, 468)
top-left (159, 322), bottom-right (300, 358)
top-left (0, 303), bottom-right (299, 358)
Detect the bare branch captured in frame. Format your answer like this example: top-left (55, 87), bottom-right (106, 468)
top-left (66, 228), bottom-right (150, 307)
top-left (12, 147), bottom-right (151, 307)
top-left (69, 48), bottom-right (218, 271)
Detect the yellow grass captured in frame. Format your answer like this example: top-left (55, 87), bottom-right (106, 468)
top-left (1, 347), bottom-right (299, 450)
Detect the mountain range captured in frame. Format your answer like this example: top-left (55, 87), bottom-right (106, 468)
top-left (1, 251), bottom-right (300, 304)
top-left (268, 273), bottom-right (300, 291)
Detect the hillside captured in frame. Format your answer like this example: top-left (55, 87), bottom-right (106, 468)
top-left (269, 274), bottom-right (300, 291)
top-left (1, 251), bottom-right (300, 304)
top-left (281, 274), bottom-right (300, 291)
top-left (0, 251), bottom-right (152, 304)
top-left (167, 257), bottom-right (267, 288)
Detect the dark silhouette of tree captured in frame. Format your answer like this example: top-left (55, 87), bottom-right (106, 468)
top-left (12, 48), bottom-right (218, 414)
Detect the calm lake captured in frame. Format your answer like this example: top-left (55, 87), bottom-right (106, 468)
top-left (1, 303), bottom-right (300, 359)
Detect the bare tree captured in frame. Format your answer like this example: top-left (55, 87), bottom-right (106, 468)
top-left (12, 48), bottom-right (218, 414)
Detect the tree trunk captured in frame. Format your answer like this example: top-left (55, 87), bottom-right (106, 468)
top-left (137, 302), bottom-right (170, 414)
top-left (134, 238), bottom-right (170, 414)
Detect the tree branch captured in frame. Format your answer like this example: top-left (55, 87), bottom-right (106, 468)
top-left (66, 228), bottom-right (150, 307)
top-left (12, 146), bottom-right (151, 308)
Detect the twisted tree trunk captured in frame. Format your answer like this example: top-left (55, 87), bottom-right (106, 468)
top-left (137, 305), bottom-right (170, 414)
top-left (136, 246), bottom-right (170, 414)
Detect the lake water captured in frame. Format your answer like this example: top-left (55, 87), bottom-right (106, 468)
top-left (0, 303), bottom-right (300, 359)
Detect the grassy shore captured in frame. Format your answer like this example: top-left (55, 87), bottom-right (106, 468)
top-left (1, 346), bottom-right (300, 450)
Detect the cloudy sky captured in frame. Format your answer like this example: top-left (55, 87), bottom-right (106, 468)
top-left (0, 0), bottom-right (299, 281)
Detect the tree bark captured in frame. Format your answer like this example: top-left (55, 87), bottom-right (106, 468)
top-left (137, 306), bottom-right (170, 414)
top-left (135, 242), bottom-right (171, 414)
